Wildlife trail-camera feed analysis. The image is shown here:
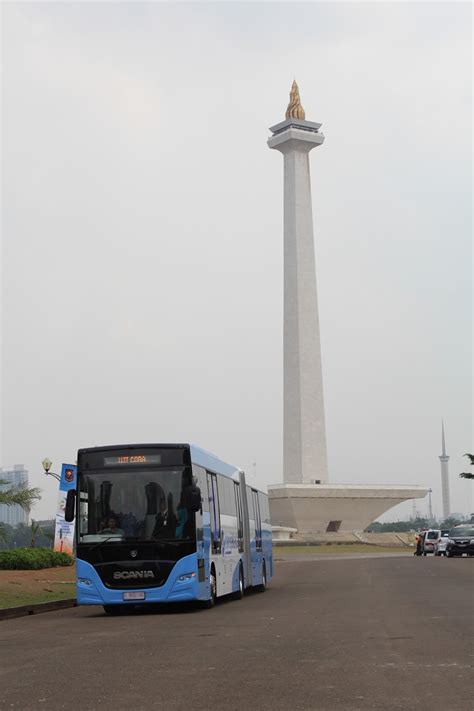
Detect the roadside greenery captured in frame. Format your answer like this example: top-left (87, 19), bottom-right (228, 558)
top-left (0, 565), bottom-right (76, 609)
top-left (367, 514), bottom-right (471, 533)
top-left (0, 479), bottom-right (41, 509)
top-left (0, 479), bottom-right (42, 543)
top-left (0, 548), bottom-right (73, 570)
top-left (460, 453), bottom-right (474, 480)
top-left (0, 521), bottom-right (55, 550)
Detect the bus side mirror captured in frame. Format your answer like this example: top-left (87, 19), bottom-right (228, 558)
top-left (183, 485), bottom-right (201, 513)
top-left (65, 489), bottom-right (76, 522)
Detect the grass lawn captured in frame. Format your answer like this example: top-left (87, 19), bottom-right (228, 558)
top-left (0, 565), bottom-right (76, 609)
top-left (275, 544), bottom-right (412, 556)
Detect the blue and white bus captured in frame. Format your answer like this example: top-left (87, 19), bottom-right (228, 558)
top-left (65, 443), bottom-right (272, 613)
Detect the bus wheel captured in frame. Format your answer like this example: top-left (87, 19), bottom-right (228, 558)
top-left (204, 567), bottom-right (217, 608)
top-left (233, 563), bottom-right (244, 600)
top-left (256, 561), bottom-right (267, 592)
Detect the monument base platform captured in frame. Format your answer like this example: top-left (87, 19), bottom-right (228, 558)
top-left (268, 483), bottom-right (428, 534)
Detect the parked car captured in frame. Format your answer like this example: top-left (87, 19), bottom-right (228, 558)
top-left (445, 525), bottom-right (474, 557)
top-left (434, 529), bottom-right (450, 556)
top-left (423, 529), bottom-right (441, 555)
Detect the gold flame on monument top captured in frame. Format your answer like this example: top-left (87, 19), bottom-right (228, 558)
top-left (285, 79), bottom-right (305, 120)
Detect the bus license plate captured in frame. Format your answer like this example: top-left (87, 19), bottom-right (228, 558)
top-left (123, 591), bottom-right (145, 601)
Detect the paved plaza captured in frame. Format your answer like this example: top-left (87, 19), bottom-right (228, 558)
top-left (1, 555), bottom-right (472, 711)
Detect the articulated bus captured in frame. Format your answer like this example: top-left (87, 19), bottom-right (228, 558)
top-left (65, 443), bottom-right (273, 613)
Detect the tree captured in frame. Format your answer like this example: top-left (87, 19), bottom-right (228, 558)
top-left (0, 480), bottom-right (41, 509)
top-left (30, 520), bottom-right (41, 548)
top-left (459, 453), bottom-right (474, 480)
top-left (0, 523), bottom-right (13, 548)
top-left (440, 516), bottom-right (463, 529)
top-left (0, 479), bottom-right (41, 542)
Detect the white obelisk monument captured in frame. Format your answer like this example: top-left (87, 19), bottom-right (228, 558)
top-left (268, 81), bottom-right (329, 485)
top-left (439, 420), bottom-right (451, 520)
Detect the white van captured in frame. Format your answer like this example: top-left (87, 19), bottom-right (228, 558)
top-left (423, 529), bottom-right (441, 555)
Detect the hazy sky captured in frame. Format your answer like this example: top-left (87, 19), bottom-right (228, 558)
top-left (2, 2), bottom-right (472, 522)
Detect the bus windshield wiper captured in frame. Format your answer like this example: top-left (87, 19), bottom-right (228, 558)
top-left (87, 536), bottom-right (123, 551)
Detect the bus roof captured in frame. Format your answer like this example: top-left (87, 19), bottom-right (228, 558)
top-left (189, 443), bottom-right (241, 479)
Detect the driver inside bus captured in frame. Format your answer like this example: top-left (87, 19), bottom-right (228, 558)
top-left (100, 516), bottom-right (124, 536)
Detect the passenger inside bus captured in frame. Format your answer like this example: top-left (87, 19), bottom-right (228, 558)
top-left (152, 495), bottom-right (177, 539)
top-left (175, 499), bottom-right (188, 538)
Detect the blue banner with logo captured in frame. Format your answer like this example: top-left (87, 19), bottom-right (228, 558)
top-left (54, 463), bottom-right (77, 556)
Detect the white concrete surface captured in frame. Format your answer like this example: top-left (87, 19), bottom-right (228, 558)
top-left (439, 422), bottom-right (451, 519)
top-left (271, 525), bottom-right (298, 541)
top-left (268, 118), bottom-right (328, 485)
top-left (268, 483), bottom-right (429, 534)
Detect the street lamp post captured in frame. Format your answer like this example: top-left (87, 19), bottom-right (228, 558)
top-left (428, 488), bottom-right (433, 522)
top-left (42, 458), bottom-right (61, 482)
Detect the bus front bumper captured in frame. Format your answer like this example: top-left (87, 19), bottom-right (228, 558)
top-left (76, 553), bottom-right (200, 605)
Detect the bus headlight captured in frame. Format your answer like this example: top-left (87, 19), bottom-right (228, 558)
top-left (178, 573), bottom-right (196, 582)
top-left (78, 577), bottom-right (92, 586)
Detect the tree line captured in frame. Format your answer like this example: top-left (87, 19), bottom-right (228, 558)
top-left (0, 521), bottom-right (55, 550)
top-left (366, 514), bottom-right (473, 533)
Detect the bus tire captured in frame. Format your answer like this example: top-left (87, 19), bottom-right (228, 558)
top-left (233, 563), bottom-right (244, 600)
top-left (255, 560), bottom-right (267, 592)
top-left (204, 566), bottom-right (217, 608)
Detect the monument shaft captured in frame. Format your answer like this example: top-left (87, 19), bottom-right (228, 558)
top-left (439, 421), bottom-right (450, 520)
top-left (440, 457), bottom-right (450, 520)
top-left (268, 89), bottom-right (329, 485)
top-left (283, 146), bottom-right (328, 484)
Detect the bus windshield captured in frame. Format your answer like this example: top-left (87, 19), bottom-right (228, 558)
top-left (78, 468), bottom-right (195, 544)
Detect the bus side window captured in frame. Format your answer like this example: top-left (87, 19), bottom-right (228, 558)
top-left (247, 486), bottom-right (255, 538)
top-left (207, 472), bottom-right (221, 553)
top-left (252, 490), bottom-right (262, 552)
top-left (234, 481), bottom-right (244, 552)
top-left (258, 491), bottom-right (270, 525)
top-left (193, 465), bottom-right (208, 512)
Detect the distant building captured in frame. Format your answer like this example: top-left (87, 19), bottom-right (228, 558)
top-left (0, 464), bottom-right (29, 526)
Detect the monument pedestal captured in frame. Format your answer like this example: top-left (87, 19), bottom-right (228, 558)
top-left (269, 483), bottom-right (429, 534)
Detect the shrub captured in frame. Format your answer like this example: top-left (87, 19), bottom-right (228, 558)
top-left (0, 547), bottom-right (74, 570)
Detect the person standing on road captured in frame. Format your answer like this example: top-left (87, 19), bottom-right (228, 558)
top-left (415, 532), bottom-right (425, 556)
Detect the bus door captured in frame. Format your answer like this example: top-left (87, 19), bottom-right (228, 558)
top-left (250, 489), bottom-right (263, 585)
top-left (207, 472), bottom-right (221, 554)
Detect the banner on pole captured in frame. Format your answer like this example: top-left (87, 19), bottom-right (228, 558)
top-left (53, 463), bottom-right (77, 556)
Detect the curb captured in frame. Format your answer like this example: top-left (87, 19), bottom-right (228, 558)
top-left (0, 598), bottom-right (77, 621)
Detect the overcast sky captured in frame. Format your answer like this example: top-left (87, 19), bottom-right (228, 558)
top-left (2, 2), bottom-right (472, 522)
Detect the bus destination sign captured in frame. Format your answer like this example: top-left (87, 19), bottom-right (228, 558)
top-left (104, 455), bottom-right (162, 467)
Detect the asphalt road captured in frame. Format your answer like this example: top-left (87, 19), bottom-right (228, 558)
top-left (1, 555), bottom-right (472, 711)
